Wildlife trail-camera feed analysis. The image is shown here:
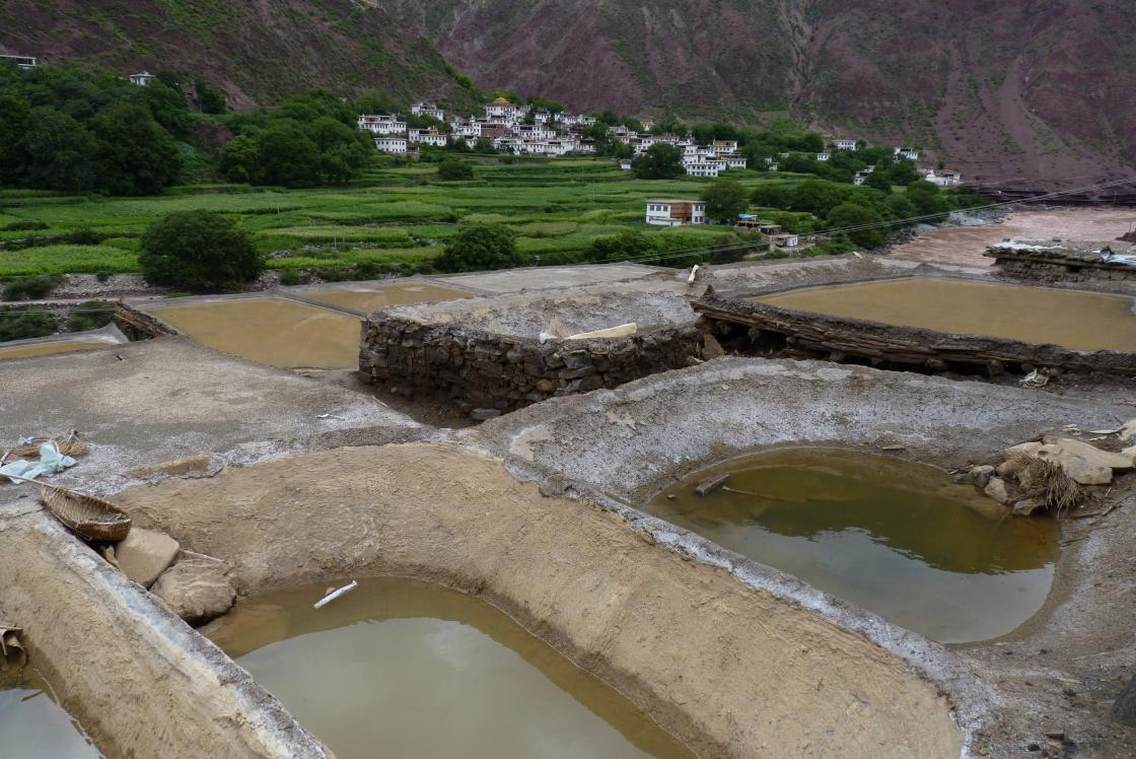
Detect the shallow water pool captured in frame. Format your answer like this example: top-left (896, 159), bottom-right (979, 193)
top-left (207, 578), bottom-right (693, 759)
top-left (648, 448), bottom-right (1059, 643)
top-left (758, 278), bottom-right (1136, 352)
top-left (0, 671), bottom-right (100, 758)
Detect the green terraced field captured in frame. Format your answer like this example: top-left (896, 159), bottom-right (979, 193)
top-left (0, 158), bottom-right (811, 279)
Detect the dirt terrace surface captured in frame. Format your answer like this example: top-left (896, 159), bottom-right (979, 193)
top-left (116, 442), bottom-right (961, 759)
top-left (889, 208), bottom-right (1136, 268)
top-left (381, 279), bottom-right (697, 338)
top-left (0, 337), bottom-right (419, 503)
top-left (0, 505), bottom-right (327, 758)
top-left (471, 357), bottom-right (1136, 757)
top-left (435, 262), bottom-right (669, 293)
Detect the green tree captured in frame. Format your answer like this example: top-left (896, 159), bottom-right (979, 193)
top-left (790, 180), bottom-right (850, 216)
top-left (253, 120), bottom-right (322, 186)
top-left (218, 134), bottom-right (260, 183)
top-left (139, 210), bottom-right (262, 292)
top-left (308, 116), bottom-right (369, 183)
top-left (864, 171), bottom-right (893, 192)
top-left (750, 183), bottom-right (793, 209)
top-left (139, 80), bottom-right (192, 137)
top-left (632, 143), bottom-right (684, 179)
top-left (13, 108), bottom-right (98, 192)
top-left (435, 225), bottom-right (521, 273)
top-left (701, 179), bottom-right (749, 222)
top-left (905, 179), bottom-right (948, 216)
top-left (89, 103), bottom-right (181, 195)
top-left (195, 80), bottom-right (226, 114)
top-left (437, 158), bottom-right (474, 180)
top-left (826, 202), bottom-right (886, 248)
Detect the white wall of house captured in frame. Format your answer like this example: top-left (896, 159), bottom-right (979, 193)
top-left (374, 137), bottom-right (408, 154)
top-left (358, 115), bottom-right (407, 135)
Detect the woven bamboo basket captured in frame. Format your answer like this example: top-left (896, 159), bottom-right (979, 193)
top-left (38, 484), bottom-right (131, 542)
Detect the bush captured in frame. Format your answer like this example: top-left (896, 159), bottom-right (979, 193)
top-left (701, 179), bottom-right (749, 222)
top-left (65, 300), bottom-right (115, 332)
top-left (826, 202), bottom-right (886, 248)
top-left (586, 230), bottom-right (657, 263)
top-left (0, 306), bottom-right (57, 342)
top-left (139, 210), bottom-right (262, 292)
top-left (62, 228), bottom-right (101, 245)
top-left (2, 220), bottom-right (48, 232)
top-left (437, 158), bottom-right (474, 181)
top-left (278, 269), bottom-right (303, 286)
top-left (2, 274), bottom-right (61, 301)
top-left (632, 143), bottom-right (684, 179)
top-left (434, 224), bottom-right (521, 273)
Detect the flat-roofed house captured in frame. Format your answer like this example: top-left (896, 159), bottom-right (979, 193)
top-left (645, 199), bottom-right (707, 226)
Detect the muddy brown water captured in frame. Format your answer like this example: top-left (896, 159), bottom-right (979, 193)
top-left (0, 671), bottom-right (100, 758)
top-left (648, 448), bottom-right (1059, 643)
top-left (758, 278), bottom-right (1136, 352)
top-left (0, 341), bottom-right (107, 361)
top-left (207, 578), bottom-right (694, 759)
top-left (149, 297), bottom-right (361, 369)
top-left (299, 282), bottom-right (470, 314)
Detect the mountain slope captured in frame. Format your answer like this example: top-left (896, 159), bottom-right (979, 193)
top-left (385, 0), bottom-right (1136, 186)
top-left (0, 0), bottom-right (469, 108)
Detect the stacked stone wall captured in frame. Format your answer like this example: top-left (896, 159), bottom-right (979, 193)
top-left (360, 314), bottom-right (703, 411)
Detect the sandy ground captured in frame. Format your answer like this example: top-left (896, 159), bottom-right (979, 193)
top-left (115, 442), bottom-right (962, 759)
top-left (0, 338), bottom-right (418, 504)
top-left (890, 208), bottom-right (1136, 267)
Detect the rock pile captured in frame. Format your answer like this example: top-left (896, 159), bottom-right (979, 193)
top-left (962, 426), bottom-right (1136, 516)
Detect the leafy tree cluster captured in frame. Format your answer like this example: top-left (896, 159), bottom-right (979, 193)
top-left (632, 143), bottom-right (684, 179)
top-left (700, 179), bottom-right (749, 222)
top-left (434, 224), bottom-right (522, 272)
top-left (0, 63), bottom-right (188, 194)
top-left (139, 210), bottom-right (263, 292)
top-left (437, 158), bottom-right (474, 180)
top-left (749, 177), bottom-right (950, 249)
top-left (218, 90), bottom-right (372, 186)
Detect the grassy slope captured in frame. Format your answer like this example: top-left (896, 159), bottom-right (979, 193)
top-left (0, 158), bottom-right (809, 277)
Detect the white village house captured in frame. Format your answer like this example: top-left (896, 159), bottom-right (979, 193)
top-left (924, 169), bottom-right (961, 186)
top-left (373, 136), bottom-right (409, 154)
top-left (831, 138), bottom-right (858, 151)
top-left (894, 146), bottom-right (920, 161)
top-left (645, 199), bottom-right (707, 226)
top-left (408, 128), bottom-right (446, 147)
top-left (358, 114), bottom-right (407, 135)
top-left (410, 101), bottom-right (445, 121)
top-left (128, 71), bottom-right (156, 87)
top-left (0, 54), bottom-right (37, 69)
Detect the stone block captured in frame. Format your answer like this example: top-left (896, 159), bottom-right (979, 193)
top-left (116, 528), bottom-right (180, 588)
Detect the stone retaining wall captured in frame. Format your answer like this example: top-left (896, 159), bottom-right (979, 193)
top-left (360, 314), bottom-right (704, 411)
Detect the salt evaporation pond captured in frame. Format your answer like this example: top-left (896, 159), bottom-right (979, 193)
top-left (0, 671), bottom-right (101, 758)
top-left (758, 278), bottom-right (1136, 352)
top-left (648, 448), bottom-right (1060, 643)
top-left (207, 578), bottom-right (693, 759)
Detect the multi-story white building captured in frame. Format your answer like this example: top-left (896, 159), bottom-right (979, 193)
top-left (449, 118), bottom-right (482, 139)
top-left (645, 199), bottom-right (707, 226)
top-left (894, 146), bottom-right (920, 161)
top-left (411, 102), bottom-right (445, 120)
top-left (358, 114), bottom-right (407, 135)
top-left (924, 169), bottom-right (961, 186)
top-left (408, 128), bottom-right (447, 147)
top-left (1, 54), bottom-right (37, 69)
top-left (710, 140), bottom-right (739, 156)
top-left (374, 136), bottom-right (409, 154)
top-left (513, 123), bottom-right (556, 141)
top-left (485, 96), bottom-right (524, 123)
top-left (816, 151), bottom-right (831, 162)
top-left (832, 138), bottom-right (859, 151)
top-left (723, 155), bottom-right (748, 170)
top-left (685, 161), bottom-right (725, 178)
top-left (128, 71), bottom-right (156, 87)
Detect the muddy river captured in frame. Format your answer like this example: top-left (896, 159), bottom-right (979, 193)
top-left (149, 297), bottom-right (361, 369)
top-left (299, 282), bottom-right (470, 314)
top-left (759, 278), bottom-right (1136, 352)
top-left (207, 578), bottom-right (693, 759)
top-left (0, 341), bottom-right (108, 361)
top-left (0, 671), bottom-right (100, 758)
top-left (648, 448), bottom-right (1059, 643)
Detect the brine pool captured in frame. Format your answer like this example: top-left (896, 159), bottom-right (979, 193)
top-left (757, 278), bottom-right (1136, 352)
top-left (206, 578), bottom-right (693, 759)
top-left (0, 671), bottom-right (100, 758)
top-left (648, 448), bottom-right (1060, 643)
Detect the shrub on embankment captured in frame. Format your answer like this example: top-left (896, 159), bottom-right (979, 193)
top-left (139, 210), bottom-right (262, 293)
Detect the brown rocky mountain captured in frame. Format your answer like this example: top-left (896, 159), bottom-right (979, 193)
top-left (2, 0), bottom-right (1132, 186)
top-left (385, 0), bottom-right (1136, 187)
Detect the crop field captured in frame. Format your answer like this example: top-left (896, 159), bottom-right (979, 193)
top-left (0, 158), bottom-right (812, 279)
